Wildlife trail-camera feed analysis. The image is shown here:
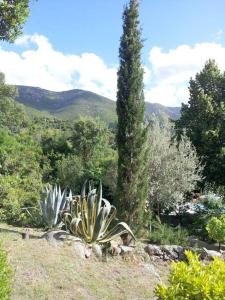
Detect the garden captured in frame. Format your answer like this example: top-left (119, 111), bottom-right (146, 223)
top-left (1, 0), bottom-right (225, 299)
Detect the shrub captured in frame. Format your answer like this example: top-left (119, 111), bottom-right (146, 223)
top-left (149, 217), bottom-right (189, 246)
top-left (199, 192), bottom-right (224, 210)
top-left (206, 215), bottom-right (225, 249)
top-left (0, 131), bottom-right (42, 226)
top-left (155, 250), bottom-right (225, 300)
top-left (148, 115), bottom-right (203, 215)
top-left (0, 242), bottom-right (12, 300)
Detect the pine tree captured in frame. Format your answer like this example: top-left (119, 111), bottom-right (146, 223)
top-left (175, 60), bottom-right (225, 186)
top-left (116, 0), bottom-right (148, 229)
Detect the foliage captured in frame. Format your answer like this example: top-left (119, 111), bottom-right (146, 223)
top-left (199, 193), bottom-right (224, 210)
top-left (116, 0), bottom-right (148, 229)
top-left (40, 185), bottom-right (72, 229)
top-left (0, 241), bottom-right (12, 300)
top-left (40, 129), bottom-right (73, 183)
top-left (70, 117), bottom-right (112, 161)
top-left (149, 216), bottom-right (189, 246)
top-left (69, 117), bottom-right (117, 195)
top-left (0, 73), bottom-right (29, 133)
top-left (61, 181), bottom-right (135, 244)
top-left (155, 250), bottom-right (225, 300)
top-left (0, 0), bottom-right (30, 42)
top-left (175, 59), bottom-right (225, 187)
top-left (56, 155), bottom-right (84, 194)
top-left (206, 215), bottom-right (225, 248)
top-left (148, 115), bottom-right (203, 214)
top-left (0, 131), bottom-right (42, 225)
top-left (187, 184), bottom-right (225, 240)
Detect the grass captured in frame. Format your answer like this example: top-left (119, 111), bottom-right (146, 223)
top-left (0, 223), bottom-right (170, 300)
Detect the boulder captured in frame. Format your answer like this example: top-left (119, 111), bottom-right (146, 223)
top-left (189, 237), bottom-right (218, 251)
top-left (202, 248), bottom-right (222, 260)
top-left (144, 245), bottom-right (163, 257)
top-left (161, 245), bottom-right (179, 260)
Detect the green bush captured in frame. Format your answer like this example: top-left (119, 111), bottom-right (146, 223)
top-left (206, 215), bottom-right (225, 249)
top-left (155, 250), bottom-right (225, 300)
top-left (0, 131), bottom-right (42, 226)
top-left (199, 190), bottom-right (224, 211)
top-left (149, 217), bottom-right (189, 246)
top-left (0, 242), bottom-right (12, 300)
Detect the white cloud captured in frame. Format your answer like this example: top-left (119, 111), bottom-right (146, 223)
top-left (0, 34), bottom-right (117, 99)
top-left (145, 43), bottom-right (225, 106)
top-left (1, 35), bottom-right (225, 107)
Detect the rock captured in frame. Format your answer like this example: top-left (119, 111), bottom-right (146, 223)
top-left (120, 245), bottom-right (134, 254)
top-left (41, 230), bottom-right (81, 242)
top-left (189, 237), bottom-right (218, 251)
top-left (202, 248), bottom-right (222, 260)
top-left (161, 245), bottom-right (179, 260)
top-left (22, 230), bottom-right (30, 240)
top-left (73, 242), bottom-right (92, 259)
top-left (144, 242), bottom-right (224, 262)
top-left (120, 233), bottom-right (134, 246)
top-left (109, 240), bottom-right (122, 256)
top-left (144, 245), bottom-right (163, 257)
top-left (92, 244), bottom-right (102, 258)
top-left (111, 245), bottom-right (122, 256)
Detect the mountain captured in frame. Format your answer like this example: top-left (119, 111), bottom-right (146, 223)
top-left (15, 85), bottom-right (180, 123)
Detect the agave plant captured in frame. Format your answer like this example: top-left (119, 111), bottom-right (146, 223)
top-left (61, 181), bottom-right (135, 244)
top-left (40, 185), bottom-right (72, 229)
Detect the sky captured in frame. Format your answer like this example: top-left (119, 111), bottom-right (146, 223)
top-left (1, 0), bottom-right (225, 106)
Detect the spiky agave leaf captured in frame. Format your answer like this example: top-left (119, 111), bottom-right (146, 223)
top-left (99, 222), bottom-right (136, 244)
top-left (40, 184), bottom-right (71, 228)
top-left (61, 180), bottom-right (135, 244)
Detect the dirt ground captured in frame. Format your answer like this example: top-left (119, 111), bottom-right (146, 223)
top-left (0, 223), bottom-right (170, 300)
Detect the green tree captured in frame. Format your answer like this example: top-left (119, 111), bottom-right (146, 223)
top-left (176, 60), bottom-right (225, 186)
top-left (56, 154), bottom-right (84, 194)
top-left (0, 73), bottom-right (29, 133)
top-left (0, 131), bottom-right (42, 225)
top-left (148, 115), bottom-right (203, 215)
top-left (70, 117), bottom-right (116, 180)
top-left (116, 0), bottom-right (148, 228)
top-left (70, 117), bottom-right (112, 162)
top-left (0, 0), bottom-right (30, 42)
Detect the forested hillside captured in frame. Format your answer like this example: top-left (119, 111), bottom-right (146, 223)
top-left (16, 85), bottom-right (180, 123)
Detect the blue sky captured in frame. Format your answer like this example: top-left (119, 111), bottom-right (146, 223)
top-left (1, 0), bottom-right (225, 106)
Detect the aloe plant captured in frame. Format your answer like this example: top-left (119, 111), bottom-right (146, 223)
top-left (40, 185), bottom-right (72, 229)
top-left (61, 181), bottom-right (135, 244)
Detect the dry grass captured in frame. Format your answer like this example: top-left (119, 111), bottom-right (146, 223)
top-left (0, 223), bottom-right (170, 300)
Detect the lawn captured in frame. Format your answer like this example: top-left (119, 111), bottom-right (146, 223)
top-left (0, 223), bottom-right (170, 300)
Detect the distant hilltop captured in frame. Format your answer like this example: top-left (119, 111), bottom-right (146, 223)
top-left (15, 85), bottom-right (181, 123)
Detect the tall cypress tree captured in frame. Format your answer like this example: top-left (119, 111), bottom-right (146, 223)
top-left (116, 0), bottom-right (148, 229)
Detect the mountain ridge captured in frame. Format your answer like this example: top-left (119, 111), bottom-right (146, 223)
top-left (15, 85), bottom-right (180, 122)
